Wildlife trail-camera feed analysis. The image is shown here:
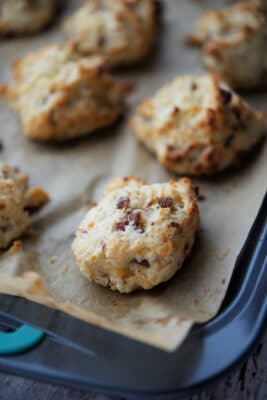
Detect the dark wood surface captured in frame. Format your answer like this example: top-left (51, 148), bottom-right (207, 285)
top-left (0, 330), bottom-right (266, 400)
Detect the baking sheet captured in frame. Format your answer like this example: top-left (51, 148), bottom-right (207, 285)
top-left (0, 0), bottom-right (266, 351)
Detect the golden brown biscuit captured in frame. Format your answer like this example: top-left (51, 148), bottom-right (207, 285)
top-left (0, 0), bottom-right (57, 37)
top-left (186, 0), bottom-right (267, 89)
top-left (1, 43), bottom-right (128, 141)
top-left (72, 176), bottom-right (199, 293)
top-left (130, 74), bottom-right (265, 176)
top-left (0, 163), bottom-right (48, 248)
top-left (63, 0), bottom-right (159, 67)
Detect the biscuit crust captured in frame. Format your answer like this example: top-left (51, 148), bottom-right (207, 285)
top-left (0, 163), bottom-right (48, 249)
top-left (72, 176), bottom-right (199, 293)
top-left (63, 0), bottom-right (158, 66)
top-left (186, 0), bottom-right (267, 88)
top-left (1, 44), bottom-right (127, 141)
top-left (0, 0), bottom-right (57, 37)
top-left (130, 74), bottom-right (265, 176)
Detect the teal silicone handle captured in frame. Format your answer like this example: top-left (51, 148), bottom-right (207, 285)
top-left (0, 325), bottom-right (44, 355)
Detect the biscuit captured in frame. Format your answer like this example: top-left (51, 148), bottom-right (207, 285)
top-left (0, 0), bottom-right (57, 37)
top-left (0, 163), bottom-right (48, 249)
top-left (1, 43), bottom-right (128, 141)
top-left (186, 0), bottom-right (267, 88)
top-left (62, 0), bottom-right (158, 67)
top-left (130, 74), bottom-right (265, 176)
top-left (72, 176), bottom-right (199, 293)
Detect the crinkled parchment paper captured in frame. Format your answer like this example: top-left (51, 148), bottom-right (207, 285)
top-left (0, 0), bottom-right (266, 351)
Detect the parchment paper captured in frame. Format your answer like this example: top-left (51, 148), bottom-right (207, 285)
top-left (0, 0), bottom-right (266, 351)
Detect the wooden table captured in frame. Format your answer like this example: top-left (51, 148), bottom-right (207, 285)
top-left (0, 330), bottom-right (266, 400)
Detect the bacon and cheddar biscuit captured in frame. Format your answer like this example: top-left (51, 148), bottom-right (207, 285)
top-left (186, 1), bottom-right (267, 89)
top-left (63, 0), bottom-right (159, 67)
top-left (0, 163), bottom-right (48, 249)
top-left (0, 0), bottom-right (57, 37)
top-left (72, 176), bottom-right (199, 293)
top-left (1, 43), bottom-right (127, 141)
top-left (130, 74), bottom-right (265, 176)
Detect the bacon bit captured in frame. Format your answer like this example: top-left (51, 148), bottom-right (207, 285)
top-left (131, 258), bottom-right (150, 267)
top-left (170, 222), bottom-right (180, 230)
top-left (81, 230), bottom-right (88, 234)
top-left (128, 210), bottom-right (143, 230)
top-left (219, 88), bottom-right (232, 106)
top-left (116, 210), bottom-right (143, 232)
top-left (0, 201), bottom-right (5, 210)
top-left (102, 242), bottom-right (107, 251)
top-left (117, 196), bottom-right (130, 209)
top-left (158, 197), bottom-right (173, 208)
top-left (116, 221), bottom-right (126, 231)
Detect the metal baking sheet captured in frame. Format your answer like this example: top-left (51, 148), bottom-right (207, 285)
top-left (0, 0), bottom-right (266, 350)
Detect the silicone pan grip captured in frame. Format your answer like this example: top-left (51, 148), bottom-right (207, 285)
top-left (0, 325), bottom-right (44, 355)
